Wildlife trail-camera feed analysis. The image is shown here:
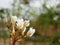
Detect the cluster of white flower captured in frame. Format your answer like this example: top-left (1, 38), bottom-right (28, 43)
top-left (6, 15), bottom-right (35, 39)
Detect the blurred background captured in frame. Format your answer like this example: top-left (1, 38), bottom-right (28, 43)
top-left (0, 0), bottom-right (60, 45)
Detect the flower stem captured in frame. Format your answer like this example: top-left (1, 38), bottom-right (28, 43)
top-left (12, 40), bottom-right (16, 45)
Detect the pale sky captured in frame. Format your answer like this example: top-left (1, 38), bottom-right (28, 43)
top-left (0, 0), bottom-right (60, 9)
top-left (46, 0), bottom-right (60, 8)
top-left (29, 0), bottom-right (44, 8)
top-left (0, 0), bottom-right (13, 8)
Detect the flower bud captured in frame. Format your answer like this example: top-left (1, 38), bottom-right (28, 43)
top-left (24, 20), bottom-right (30, 27)
top-left (26, 27), bottom-right (35, 37)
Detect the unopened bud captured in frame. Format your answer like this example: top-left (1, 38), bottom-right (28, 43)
top-left (11, 16), bottom-right (17, 25)
top-left (26, 27), bottom-right (35, 37)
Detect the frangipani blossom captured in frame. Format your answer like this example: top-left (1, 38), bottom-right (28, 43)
top-left (11, 16), bottom-right (17, 25)
top-left (26, 27), bottom-right (35, 37)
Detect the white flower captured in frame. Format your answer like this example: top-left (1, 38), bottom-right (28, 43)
top-left (24, 20), bottom-right (30, 27)
top-left (16, 18), bottom-right (24, 29)
top-left (26, 27), bottom-right (35, 37)
top-left (11, 16), bottom-right (17, 25)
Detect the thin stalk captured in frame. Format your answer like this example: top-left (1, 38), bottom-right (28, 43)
top-left (12, 39), bottom-right (16, 45)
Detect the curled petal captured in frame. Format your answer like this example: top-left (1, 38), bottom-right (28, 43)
top-left (24, 20), bottom-right (30, 27)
